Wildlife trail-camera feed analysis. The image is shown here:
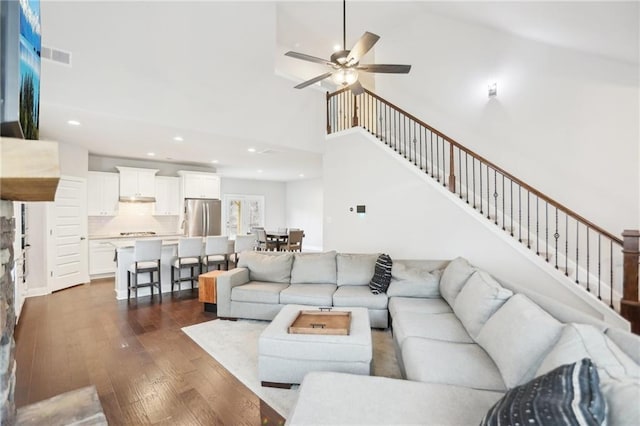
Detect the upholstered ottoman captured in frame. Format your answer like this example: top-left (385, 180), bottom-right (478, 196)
top-left (259, 304), bottom-right (372, 388)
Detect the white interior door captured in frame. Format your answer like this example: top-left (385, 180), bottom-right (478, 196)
top-left (47, 176), bottom-right (89, 292)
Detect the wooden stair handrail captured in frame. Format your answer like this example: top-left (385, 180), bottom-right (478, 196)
top-left (328, 88), bottom-right (622, 245)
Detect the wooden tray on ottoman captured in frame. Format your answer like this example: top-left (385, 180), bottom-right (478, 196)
top-left (288, 309), bottom-right (351, 335)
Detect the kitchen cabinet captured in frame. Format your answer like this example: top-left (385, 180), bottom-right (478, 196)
top-left (89, 240), bottom-right (117, 276)
top-left (154, 176), bottom-right (180, 216)
top-left (87, 172), bottom-right (119, 216)
top-left (178, 171), bottom-right (220, 199)
top-left (116, 167), bottom-right (158, 200)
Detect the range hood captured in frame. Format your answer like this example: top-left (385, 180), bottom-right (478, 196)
top-left (119, 195), bottom-right (155, 203)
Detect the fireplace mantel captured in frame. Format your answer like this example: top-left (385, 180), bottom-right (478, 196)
top-left (0, 137), bottom-right (60, 201)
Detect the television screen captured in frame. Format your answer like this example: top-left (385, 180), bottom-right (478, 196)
top-left (19, 0), bottom-right (41, 140)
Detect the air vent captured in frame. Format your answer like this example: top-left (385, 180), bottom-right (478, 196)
top-left (41, 45), bottom-right (72, 66)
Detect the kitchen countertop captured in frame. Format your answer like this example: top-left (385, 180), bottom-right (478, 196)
top-left (89, 233), bottom-right (183, 240)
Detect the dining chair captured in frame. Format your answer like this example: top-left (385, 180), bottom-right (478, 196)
top-left (234, 234), bottom-right (257, 263)
top-left (257, 229), bottom-right (277, 251)
top-left (202, 235), bottom-right (232, 271)
top-left (127, 239), bottom-right (162, 301)
top-left (171, 237), bottom-right (202, 293)
top-left (281, 229), bottom-right (303, 252)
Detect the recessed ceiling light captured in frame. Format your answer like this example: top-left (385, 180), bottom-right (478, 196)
top-left (333, 44), bottom-right (342, 52)
top-left (67, 120), bottom-right (81, 126)
top-left (299, 174), bottom-right (305, 178)
top-left (248, 148), bottom-right (256, 153)
top-left (173, 136), bottom-right (183, 142)
top-left (257, 169), bottom-right (263, 173)
top-left (211, 160), bottom-right (219, 164)
top-left (147, 152), bottom-right (155, 157)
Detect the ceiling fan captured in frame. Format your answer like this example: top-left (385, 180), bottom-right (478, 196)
top-left (285, 0), bottom-right (411, 95)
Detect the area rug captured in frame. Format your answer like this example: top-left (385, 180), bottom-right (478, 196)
top-left (181, 318), bottom-right (402, 418)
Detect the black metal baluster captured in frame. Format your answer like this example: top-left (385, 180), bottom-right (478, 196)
top-left (527, 192), bottom-right (531, 248)
top-left (609, 242), bottom-right (613, 308)
top-left (597, 235), bottom-right (601, 300)
top-left (458, 149), bottom-right (463, 199)
top-left (480, 164), bottom-right (484, 215)
top-left (493, 170), bottom-right (498, 224)
top-left (554, 207), bottom-right (559, 269)
top-left (565, 214), bottom-right (569, 276)
top-left (501, 175), bottom-right (505, 230)
top-left (518, 187), bottom-right (521, 242)
top-left (443, 137), bottom-right (447, 187)
top-left (436, 135), bottom-right (440, 182)
top-left (430, 132), bottom-right (434, 178)
top-left (419, 125), bottom-right (423, 171)
top-left (536, 198), bottom-right (540, 255)
top-left (413, 122), bottom-right (418, 166)
top-left (586, 227), bottom-right (590, 292)
top-left (545, 203), bottom-right (549, 262)
top-left (510, 180), bottom-right (513, 236)
top-left (575, 222), bottom-right (580, 284)
top-left (486, 166), bottom-right (490, 218)
top-left (473, 160), bottom-right (477, 209)
top-left (465, 153), bottom-right (469, 204)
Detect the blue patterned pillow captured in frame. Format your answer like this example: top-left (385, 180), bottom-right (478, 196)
top-left (481, 358), bottom-right (606, 426)
top-left (369, 254), bottom-right (392, 294)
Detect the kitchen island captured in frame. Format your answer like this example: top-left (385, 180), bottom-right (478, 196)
top-left (112, 238), bottom-right (235, 300)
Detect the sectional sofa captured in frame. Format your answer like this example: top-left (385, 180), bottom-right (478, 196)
top-left (216, 252), bottom-right (640, 425)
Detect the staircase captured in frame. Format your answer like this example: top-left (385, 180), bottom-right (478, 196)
top-left (326, 87), bottom-right (640, 332)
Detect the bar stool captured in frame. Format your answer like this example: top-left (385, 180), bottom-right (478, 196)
top-left (234, 234), bottom-right (257, 263)
top-left (171, 237), bottom-right (202, 293)
top-left (127, 239), bottom-right (162, 301)
top-left (202, 235), bottom-right (232, 271)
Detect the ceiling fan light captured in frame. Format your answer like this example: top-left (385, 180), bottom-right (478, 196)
top-left (332, 68), bottom-right (359, 86)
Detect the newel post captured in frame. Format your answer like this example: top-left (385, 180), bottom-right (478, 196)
top-left (326, 91), bottom-right (331, 134)
top-left (621, 230), bottom-right (640, 334)
top-left (352, 92), bottom-right (359, 127)
top-left (448, 144), bottom-right (456, 193)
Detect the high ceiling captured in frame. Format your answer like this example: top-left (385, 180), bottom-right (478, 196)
top-left (38, 1), bottom-right (638, 181)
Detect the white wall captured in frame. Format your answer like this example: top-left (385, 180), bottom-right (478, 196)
top-left (221, 177), bottom-right (287, 231)
top-left (285, 178), bottom-right (323, 250)
top-left (374, 11), bottom-right (639, 236)
top-left (324, 129), bottom-right (622, 324)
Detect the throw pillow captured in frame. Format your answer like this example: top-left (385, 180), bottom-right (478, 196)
top-left (237, 251), bottom-right (293, 283)
top-left (481, 358), bottom-right (606, 426)
top-left (336, 253), bottom-right (380, 286)
top-left (290, 251), bottom-right (337, 284)
top-left (453, 270), bottom-right (513, 339)
top-left (369, 254), bottom-right (392, 294)
top-left (439, 257), bottom-right (476, 307)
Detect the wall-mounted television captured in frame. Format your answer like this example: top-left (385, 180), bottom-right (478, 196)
top-left (0, 0), bottom-right (41, 140)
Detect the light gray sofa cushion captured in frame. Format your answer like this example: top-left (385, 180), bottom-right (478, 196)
top-left (535, 323), bottom-right (640, 426)
top-left (336, 253), bottom-right (379, 286)
top-left (290, 251), bottom-right (337, 284)
top-left (288, 372), bottom-right (504, 426)
top-left (402, 337), bottom-right (506, 391)
top-left (387, 265), bottom-right (442, 298)
top-left (333, 285), bottom-right (388, 309)
top-left (279, 283), bottom-right (337, 306)
top-left (453, 270), bottom-right (513, 339)
top-left (230, 281), bottom-right (289, 304)
top-left (605, 327), bottom-right (640, 365)
top-left (439, 256), bottom-right (476, 306)
top-left (477, 294), bottom-right (563, 388)
top-left (393, 311), bottom-right (473, 345)
top-left (388, 297), bottom-right (452, 317)
top-left (237, 251), bottom-right (293, 284)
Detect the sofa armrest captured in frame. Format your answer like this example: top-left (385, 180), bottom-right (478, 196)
top-left (216, 267), bottom-right (250, 317)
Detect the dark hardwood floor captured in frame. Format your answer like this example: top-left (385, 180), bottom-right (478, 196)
top-left (14, 278), bottom-right (285, 425)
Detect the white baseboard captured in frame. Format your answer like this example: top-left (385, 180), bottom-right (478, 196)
top-left (27, 287), bottom-right (49, 298)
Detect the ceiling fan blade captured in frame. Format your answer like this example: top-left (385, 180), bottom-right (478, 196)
top-left (294, 72), bottom-right (333, 89)
top-left (346, 32), bottom-right (380, 65)
top-left (349, 80), bottom-right (365, 96)
top-left (356, 64), bottom-right (412, 74)
top-left (285, 51), bottom-right (334, 67)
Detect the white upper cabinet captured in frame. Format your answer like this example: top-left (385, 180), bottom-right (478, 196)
top-left (178, 171), bottom-right (220, 199)
top-left (154, 176), bottom-right (180, 216)
top-left (116, 167), bottom-right (159, 200)
top-left (88, 172), bottom-right (119, 216)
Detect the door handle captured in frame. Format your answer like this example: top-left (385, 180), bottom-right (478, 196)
top-left (80, 237), bottom-right (86, 241)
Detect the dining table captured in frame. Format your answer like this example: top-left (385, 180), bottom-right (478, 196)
top-left (265, 231), bottom-right (289, 250)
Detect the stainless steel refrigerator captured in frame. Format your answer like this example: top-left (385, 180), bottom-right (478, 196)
top-left (183, 199), bottom-right (222, 237)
